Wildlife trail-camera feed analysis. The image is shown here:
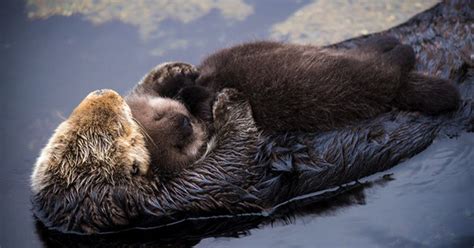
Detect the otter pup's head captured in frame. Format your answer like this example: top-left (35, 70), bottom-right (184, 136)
top-left (125, 95), bottom-right (208, 173)
top-left (31, 89), bottom-right (152, 233)
top-left (125, 62), bottom-right (214, 173)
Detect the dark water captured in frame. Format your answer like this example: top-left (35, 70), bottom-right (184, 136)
top-left (1, 0), bottom-right (473, 247)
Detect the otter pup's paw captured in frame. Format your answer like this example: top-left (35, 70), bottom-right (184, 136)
top-left (138, 62), bottom-right (199, 97)
top-left (213, 88), bottom-right (252, 128)
top-left (151, 62), bottom-right (198, 84)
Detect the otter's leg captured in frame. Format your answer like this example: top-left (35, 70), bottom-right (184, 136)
top-left (358, 36), bottom-right (401, 54)
top-left (349, 38), bottom-right (415, 92)
top-left (131, 62), bottom-right (199, 98)
top-left (354, 37), bottom-right (415, 77)
top-left (393, 72), bottom-right (460, 114)
top-left (382, 44), bottom-right (416, 75)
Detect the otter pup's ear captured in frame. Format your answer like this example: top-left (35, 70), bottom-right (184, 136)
top-left (132, 62), bottom-right (199, 98)
top-left (177, 86), bottom-right (214, 122)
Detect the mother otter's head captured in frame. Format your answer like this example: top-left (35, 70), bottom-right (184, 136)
top-left (31, 89), bottom-right (153, 233)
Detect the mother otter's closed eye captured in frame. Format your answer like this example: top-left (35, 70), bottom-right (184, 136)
top-left (127, 37), bottom-right (460, 173)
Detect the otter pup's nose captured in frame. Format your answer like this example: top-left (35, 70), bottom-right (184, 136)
top-left (177, 115), bottom-right (193, 137)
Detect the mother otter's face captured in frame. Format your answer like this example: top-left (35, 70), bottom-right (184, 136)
top-left (125, 95), bottom-right (207, 173)
top-left (31, 89), bottom-right (152, 233)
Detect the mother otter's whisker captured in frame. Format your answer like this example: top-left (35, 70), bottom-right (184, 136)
top-left (132, 117), bottom-right (159, 150)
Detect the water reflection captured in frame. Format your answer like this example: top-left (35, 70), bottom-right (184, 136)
top-left (26, 0), bottom-right (254, 40)
top-left (270, 0), bottom-right (439, 45)
top-left (26, 0), bottom-right (255, 56)
top-left (24, 0), bottom-right (439, 57)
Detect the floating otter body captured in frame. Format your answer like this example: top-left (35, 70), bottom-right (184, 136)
top-left (31, 0), bottom-right (473, 235)
top-left (32, 88), bottom-right (262, 234)
top-left (127, 37), bottom-right (459, 172)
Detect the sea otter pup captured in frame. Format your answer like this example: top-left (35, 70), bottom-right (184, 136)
top-left (126, 37), bottom-right (460, 172)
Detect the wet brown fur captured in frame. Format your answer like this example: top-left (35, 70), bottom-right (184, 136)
top-left (31, 88), bottom-right (262, 234)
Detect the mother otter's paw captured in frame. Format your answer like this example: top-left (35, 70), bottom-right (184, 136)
top-left (138, 62), bottom-right (199, 97)
top-left (213, 88), bottom-right (252, 128)
top-left (213, 88), bottom-right (244, 119)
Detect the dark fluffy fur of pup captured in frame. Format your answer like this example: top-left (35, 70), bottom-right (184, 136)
top-left (393, 72), bottom-right (461, 114)
top-left (193, 38), bottom-right (459, 131)
top-left (128, 37), bottom-right (460, 174)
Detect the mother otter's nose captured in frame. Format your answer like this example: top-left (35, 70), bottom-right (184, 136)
top-left (90, 89), bottom-right (119, 97)
top-left (71, 89), bottom-right (127, 123)
top-left (83, 89), bottom-right (123, 103)
top-left (92, 89), bottom-right (114, 96)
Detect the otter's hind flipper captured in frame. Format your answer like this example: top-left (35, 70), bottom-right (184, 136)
top-left (393, 72), bottom-right (461, 115)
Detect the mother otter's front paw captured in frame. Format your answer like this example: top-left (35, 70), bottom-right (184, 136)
top-left (213, 88), bottom-right (252, 128)
top-left (140, 62), bottom-right (199, 97)
top-left (213, 88), bottom-right (243, 119)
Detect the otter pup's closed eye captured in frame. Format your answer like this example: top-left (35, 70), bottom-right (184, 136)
top-left (125, 94), bottom-right (208, 173)
top-left (125, 62), bottom-right (215, 174)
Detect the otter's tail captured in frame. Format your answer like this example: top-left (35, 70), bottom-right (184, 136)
top-left (393, 72), bottom-right (461, 115)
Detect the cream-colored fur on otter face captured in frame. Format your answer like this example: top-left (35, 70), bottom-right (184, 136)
top-left (31, 90), bottom-right (150, 193)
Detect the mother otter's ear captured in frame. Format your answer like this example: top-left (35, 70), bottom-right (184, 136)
top-left (131, 62), bottom-right (199, 98)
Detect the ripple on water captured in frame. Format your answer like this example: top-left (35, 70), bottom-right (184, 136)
top-left (392, 133), bottom-right (474, 195)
